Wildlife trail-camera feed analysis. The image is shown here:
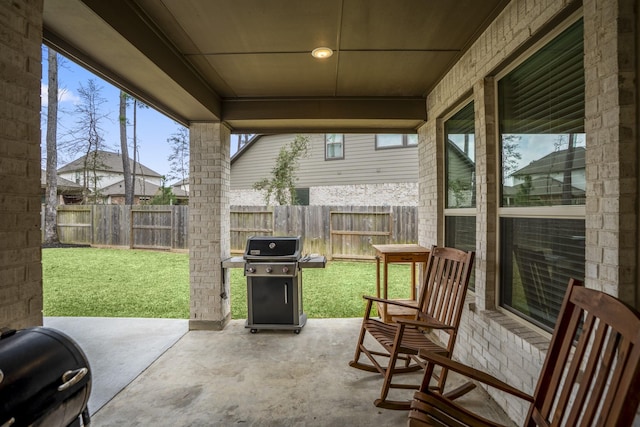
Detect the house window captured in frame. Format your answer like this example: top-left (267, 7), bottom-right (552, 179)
top-left (444, 101), bottom-right (476, 290)
top-left (498, 18), bottom-right (585, 332)
top-left (294, 188), bottom-right (309, 206)
top-left (445, 102), bottom-right (475, 209)
top-left (325, 134), bottom-right (344, 160)
top-left (375, 134), bottom-right (417, 149)
top-left (445, 216), bottom-right (476, 290)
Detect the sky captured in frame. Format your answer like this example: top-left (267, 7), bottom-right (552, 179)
top-left (40, 47), bottom-right (240, 183)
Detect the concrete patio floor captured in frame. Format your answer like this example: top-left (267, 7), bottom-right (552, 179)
top-left (44, 317), bottom-right (516, 426)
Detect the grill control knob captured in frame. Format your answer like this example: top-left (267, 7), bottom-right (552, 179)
top-left (282, 266), bottom-right (289, 273)
top-left (247, 267), bottom-right (256, 274)
top-left (265, 267), bottom-right (273, 273)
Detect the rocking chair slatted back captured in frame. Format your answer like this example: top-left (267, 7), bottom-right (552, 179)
top-left (530, 281), bottom-right (640, 426)
top-left (408, 278), bottom-right (640, 426)
top-left (418, 247), bottom-right (472, 331)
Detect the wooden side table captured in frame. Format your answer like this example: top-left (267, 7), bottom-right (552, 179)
top-left (372, 244), bottom-right (430, 323)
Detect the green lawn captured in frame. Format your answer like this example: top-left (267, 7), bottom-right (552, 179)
top-left (42, 247), bottom-right (412, 319)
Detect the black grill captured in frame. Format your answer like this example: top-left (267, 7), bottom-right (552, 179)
top-left (243, 236), bottom-right (301, 260)
top-left (243, 236), bottom-right (306, 334)
top-left (0, 327), bottom-right (91, 427)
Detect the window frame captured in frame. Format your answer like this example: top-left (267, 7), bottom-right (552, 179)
top-left (325, 134), bottom-right (344, 160)
top-left (293, 188), bottom-right (310, 206)
top-left (442, 98), bottom-right (477, 291)
top-left (375, 134), bottom-right (418, 150)
top-left (495, 14), bottom-right (586, 331)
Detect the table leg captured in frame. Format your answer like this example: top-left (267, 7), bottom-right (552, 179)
top-left (411, 261), bottom-right (416, 300)
top-left (375, 255), bottom-right (381, 298)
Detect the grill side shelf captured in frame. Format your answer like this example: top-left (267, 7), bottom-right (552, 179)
top-left (221, 256), bottom-right (245, 268)
top-left (221, 256), bottom-right (326, 269)
top-left (299, 256), bottom-right (327, 269)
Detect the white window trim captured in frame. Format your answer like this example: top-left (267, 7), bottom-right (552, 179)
top-left (325, 134), bottom-right (344, 160)
top-left (493, 12), bottom-right (586, 327)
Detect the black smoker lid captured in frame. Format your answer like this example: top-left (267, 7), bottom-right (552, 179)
top-left (244, 236), bottom-right (302, 259)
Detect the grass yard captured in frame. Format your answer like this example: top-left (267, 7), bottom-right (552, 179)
top-left (42, 247), bottom-right (413, 319)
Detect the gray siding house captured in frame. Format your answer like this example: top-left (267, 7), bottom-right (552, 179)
top-left (231, 133), bottom-right (419, 206)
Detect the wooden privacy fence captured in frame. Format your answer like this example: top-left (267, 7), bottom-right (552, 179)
top-left (51, 205), bottom-right (418, 259)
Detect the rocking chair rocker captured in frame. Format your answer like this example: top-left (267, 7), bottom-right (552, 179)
top-left (408, 278), bottom-right (640, 426)
top-left (349, 246), bottom-right (475, 410)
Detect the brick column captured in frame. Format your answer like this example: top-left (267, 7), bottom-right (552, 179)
top-left (583, 0), bottom-right (638, 305)
top-left (0, 0), bottom-right (43, 329)
top-left (189, 122), bottom-right (231, 330)
top-left (417, 121), bottom-right (442, 246)
top-left (473, 77), bottom-right (498, 311)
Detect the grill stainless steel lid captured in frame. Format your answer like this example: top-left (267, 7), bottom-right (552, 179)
top-left (0, 327), bottom-right (91, 427)
top-left (243, 236), bottom-right (301, 260)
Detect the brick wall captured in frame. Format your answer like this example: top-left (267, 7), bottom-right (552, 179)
top-left (418, 0), bottom-right (638, 422)
top-left (0, 0), bottom-right (44, 329)
top-left (583, 0), bottom-right (638, 303)
top-left (230, 183), bottom-right (418, 206)
top-left (188, 122), bottom-right (231, 330)
top-left (310, 183), bottom-right (417, 206)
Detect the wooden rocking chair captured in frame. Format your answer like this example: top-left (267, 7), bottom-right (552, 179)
top-left (349, 246), bottom-right (475, 410)
top-left (408, 278), bottom-right (640, 426)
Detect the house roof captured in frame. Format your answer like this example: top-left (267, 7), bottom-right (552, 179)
top-left (100, 177), bottom-right (189, 198)
top-left (447, 139), bottom-right (474, 168)
top-left (504, 175), bottom-right (585, 197)
top-left (100, 177), bottom-right (161, 197)
top-left (170, 185), bottom-right (189, 198)
top-left (512, 147), bottom-right (586, 177)
top-left (57, 150), bottom-right (162, 177)
top-left (41, 169), bottom-right (84, 194)
top-left (171, 178), bottom-right (189, 187)
top-left (43, 0), bottom-right (510, 133)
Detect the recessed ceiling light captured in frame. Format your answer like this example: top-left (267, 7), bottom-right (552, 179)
top-left (311, 47), bottom-right (333, 59)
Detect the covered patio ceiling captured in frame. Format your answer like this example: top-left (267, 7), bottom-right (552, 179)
top-left (43, 0), bottom-right (509, 134)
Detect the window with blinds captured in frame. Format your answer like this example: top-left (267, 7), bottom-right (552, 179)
top-left (500, 218), bottom-right (585, 331)
top-left (499, 19), bottom-right (585, 207)
top-left (444, 102), bottom-right (476, 291)
top-left (498, 18), bottom-right (585, 331)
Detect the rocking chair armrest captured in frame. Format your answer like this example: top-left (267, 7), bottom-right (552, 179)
top-left (418, 350), bottom-right (534, 403)
top-left (361, 295), bottom-right (421, 311)
top-left (395, 318), bottom-right (454, 330)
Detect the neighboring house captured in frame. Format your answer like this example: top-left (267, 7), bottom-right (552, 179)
top-left (505, 147), bottom-right (586, 206)
top-left (57, 150), bottom-right (163, 204)
top-left (40, 170), bottom-right (84, 205)
top-left (446, 139), bottom-right (475, 208)
top-left (100, 177), bottom-right (160, 205)
top-left (230, 133), bottom-right (419, 206)
top-left (171, 178), bottom-right (189, 204)
top-left (100, 177), bottom-right (189, 205)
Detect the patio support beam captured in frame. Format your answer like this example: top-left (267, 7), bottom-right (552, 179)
top-left (583, 0), bottom-right (638, 306)
top-left (222, 98), bottom-right (427, 133)
top-left (417, 119), bottom-right (440, 246)
top-left (0, 0), bottom-right (44, 329)
top-left (43, 0), bottom-right (225, 125)
top-left (188, 122), bottom-right (231, 330)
